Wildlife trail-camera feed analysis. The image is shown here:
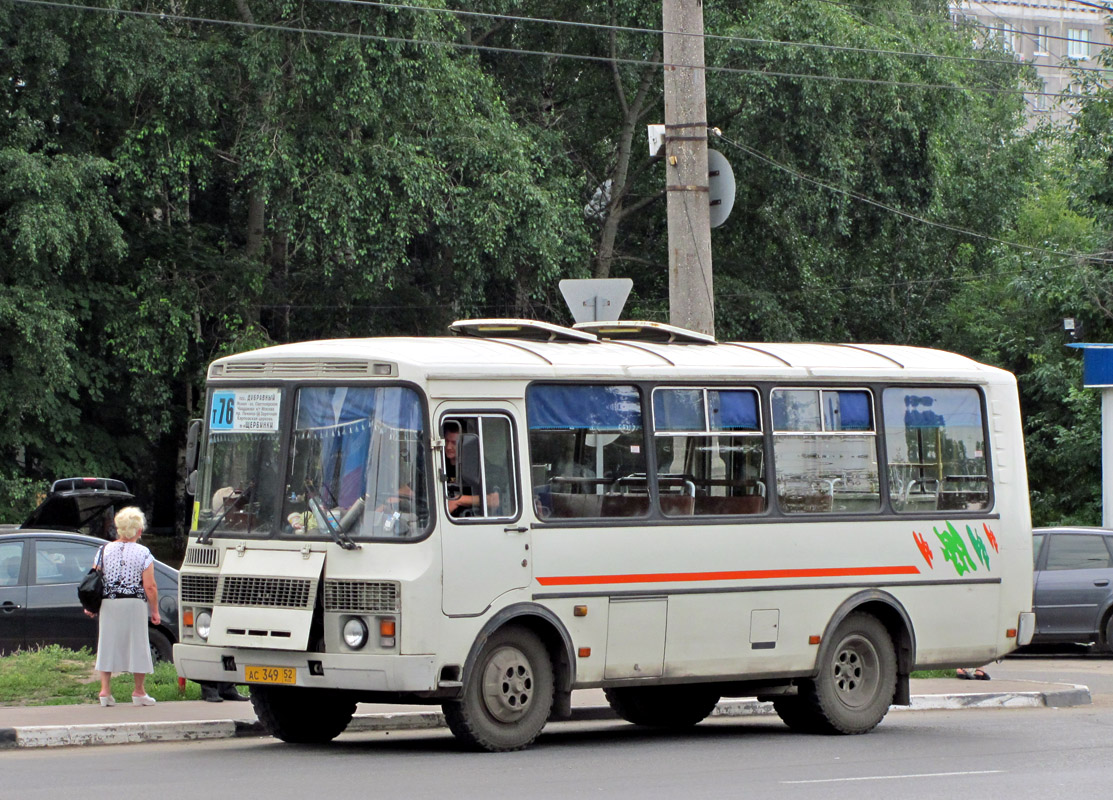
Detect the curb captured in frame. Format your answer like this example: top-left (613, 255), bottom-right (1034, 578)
top-left (0, 686), bottom-right (1091, 749)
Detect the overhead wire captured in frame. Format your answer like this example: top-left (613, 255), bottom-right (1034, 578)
top-left (0, 0), bottom-right (1087, 100)
top-left (712, 129), bottom-right (1113, 268)
top-left (6, 0), bottom-right (1110, 296)
top-left (314, 0), bottom-right (1097, 77)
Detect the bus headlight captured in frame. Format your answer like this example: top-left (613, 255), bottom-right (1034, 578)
top-left (343, 618), bottom-right (369, 650)
top-left (195, 611), bottom-right (212, 641)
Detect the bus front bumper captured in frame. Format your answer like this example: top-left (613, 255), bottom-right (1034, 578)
top-left (173, 643), bottom-right (440, 693)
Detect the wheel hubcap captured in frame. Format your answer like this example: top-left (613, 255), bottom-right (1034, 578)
top-left (830, 633), bottom-right (879, 709)
top-left (481, 645), bottom-right (534, 722)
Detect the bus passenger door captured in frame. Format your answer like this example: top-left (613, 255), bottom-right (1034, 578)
top-left (438, 409), bottom-right (532, 616)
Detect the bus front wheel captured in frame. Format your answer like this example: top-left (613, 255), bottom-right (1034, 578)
top-left (443, 626), bottom-right (554, 752)
top-left (800, 612), bottom-right (897, 735)
top-left (251, 686), bottom-right (356, 744)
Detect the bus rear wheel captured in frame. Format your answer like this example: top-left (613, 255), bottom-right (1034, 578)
top-left (443, 626), bottom-right (554, 752)
top-left (604, 685), bottom-right (720, 728)
top-left (251, 686), bottom-right (356, 744)
top-left (799, 613), bottom-right (897, 735)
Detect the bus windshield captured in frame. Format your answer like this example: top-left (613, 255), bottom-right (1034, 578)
top-left (198, 385), bottom-right (430, 540)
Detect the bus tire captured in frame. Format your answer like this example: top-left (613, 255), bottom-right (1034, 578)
top-left (603, 685), bottom-right (720, 728)
top-left (251, 686), bottom-right (356, 744)
top-left (443, 626), bottom-right (554, 752)
top-left (801, 613), bottom-right (896, 735)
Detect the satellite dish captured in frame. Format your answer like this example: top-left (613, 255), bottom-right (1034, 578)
top-left (708, 149), bottom-right (735, 229)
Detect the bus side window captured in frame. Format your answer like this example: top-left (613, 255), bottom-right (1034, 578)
top-left (883, 388), bottom-right (990, 513)
top-left (442, 415), bottom-right (518, 521)
top-left (772, 388), bottom-right (880, 514)
top-left (652, 387), bottom-right (766, 517)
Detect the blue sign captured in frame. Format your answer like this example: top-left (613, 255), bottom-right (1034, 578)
top-left (1068, 344), bottom-right (1113, 388)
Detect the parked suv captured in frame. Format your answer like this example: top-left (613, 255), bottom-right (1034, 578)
top-left (0, 478), bottom-right (178, 662)
top-left (1032, 526), bottom-right (1113, 652)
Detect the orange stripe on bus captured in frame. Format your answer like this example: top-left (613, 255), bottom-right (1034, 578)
top-left (536, 565), bottom-right (921, 586)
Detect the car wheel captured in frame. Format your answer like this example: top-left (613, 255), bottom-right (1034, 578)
top-left (148, 628), bottom-right (173, 665)
top-left (1103, 614), bottom-right (1113, 655)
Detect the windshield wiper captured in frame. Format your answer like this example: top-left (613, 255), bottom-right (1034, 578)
top-left (305, 484), bottom-right (360, 550)
top-left (197, 488), bottom-right (249, 545)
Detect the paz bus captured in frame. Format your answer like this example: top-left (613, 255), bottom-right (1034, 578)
top-left (174, 319), bottom-right (1035, 751)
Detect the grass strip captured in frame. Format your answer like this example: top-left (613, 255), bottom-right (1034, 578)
top-left (0, 645), bottom-right (206, 705)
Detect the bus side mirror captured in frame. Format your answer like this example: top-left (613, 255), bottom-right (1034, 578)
top-left (185, 418), bottom-right (202, 497)
top-left (185, 418), bottom-right (202, 470)
top-left (457, 433), bottom-right (483, 491)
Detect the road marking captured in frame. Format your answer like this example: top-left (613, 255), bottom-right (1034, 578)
top-left (783, 770), bottom-right (1003, 784)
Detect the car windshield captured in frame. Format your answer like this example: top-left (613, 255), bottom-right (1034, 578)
top-left (196, 385), bottom-right (429, 540)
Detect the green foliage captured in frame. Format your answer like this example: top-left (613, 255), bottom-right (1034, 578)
top-left (0, 1), bottom-right (587, 523)
top-left (0, 645), bottom-right (202, 705)
top-left (0, 0), bottom-right (1109, 527)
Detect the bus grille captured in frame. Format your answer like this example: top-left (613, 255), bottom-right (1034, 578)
top-left (324, 580), bottom-right (399, 613)
top-left (220, 576), bottom-right (314, 609)
top-left (180, 574), bottom-right (219, 604)
top-left (183, 546), bottom-right (219, 567)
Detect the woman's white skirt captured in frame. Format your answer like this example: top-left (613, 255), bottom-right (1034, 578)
top-left (95, 598), bottom-right (153, 674)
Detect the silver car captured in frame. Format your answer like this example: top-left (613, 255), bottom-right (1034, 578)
top-left (1032, 527), bottom-right (1113, 652)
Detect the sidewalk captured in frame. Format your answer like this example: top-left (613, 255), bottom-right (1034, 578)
top-left (0, 679), bottom-right (1091, 749)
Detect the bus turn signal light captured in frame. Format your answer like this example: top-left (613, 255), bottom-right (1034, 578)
top-left (574, 605), bottom-right (588, 616)
top-left (183, 610), bottom-right (194, 628)
top-left (380, 619), bottom-right (396, 637)
top-left (578, 648), bottom-right (591, 658)
top-left (808, 635), bottom-right (821, 645)
top-left (1007, 628), bottom-right (1017, 638)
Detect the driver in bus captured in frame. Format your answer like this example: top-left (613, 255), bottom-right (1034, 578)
top-left (444, 422), bottom-right (502, 516)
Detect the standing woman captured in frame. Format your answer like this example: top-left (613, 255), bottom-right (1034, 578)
top-left (89, 506), bottom-right (161, 706)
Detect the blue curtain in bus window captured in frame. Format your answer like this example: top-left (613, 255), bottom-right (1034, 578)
top-left (653, 389), bottom-right (704, 431)
top-left (296, 387), bottom-right (375, 507)
top-left (825, 391), bottom-right (872, 431)
top-left (710, 390), bottom-right (759, 431)
top-left (527, 385), bottom-right (642, 431)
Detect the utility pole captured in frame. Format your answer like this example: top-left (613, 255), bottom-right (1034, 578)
top-left (663, 0), bottom-right (714, 336)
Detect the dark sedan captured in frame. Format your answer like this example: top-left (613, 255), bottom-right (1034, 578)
top-left (1032, 526), bottom-right (1113, 652)
top-left (0, 477), bottom-right (179, 663)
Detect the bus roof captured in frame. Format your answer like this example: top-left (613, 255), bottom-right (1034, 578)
top-left (208, 321), bottom-right (1012, 385)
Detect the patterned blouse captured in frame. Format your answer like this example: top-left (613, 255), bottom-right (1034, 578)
top-left (98, 540), bottom-right (154, 600)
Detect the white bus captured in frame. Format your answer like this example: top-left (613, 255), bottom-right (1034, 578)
top-left (175, 319), bottom-right (1035, 751)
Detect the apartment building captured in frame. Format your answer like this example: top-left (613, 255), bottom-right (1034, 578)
top-left (951, 1), bottom-right (1111, 121)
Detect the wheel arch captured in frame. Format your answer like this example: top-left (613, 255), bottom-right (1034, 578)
top-left (462, 603), bottom-right (576, 717)
top-left (817, 590), bottom-right (915, 705)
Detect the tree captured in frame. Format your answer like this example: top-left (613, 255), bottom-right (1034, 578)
top-left (0, 1), bottom-right (588, 533)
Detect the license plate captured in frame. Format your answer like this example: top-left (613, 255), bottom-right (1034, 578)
top-left (244, 665), bottom-right (297, 685)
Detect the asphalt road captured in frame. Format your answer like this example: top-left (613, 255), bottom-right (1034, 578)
top-left (4, 647), bottom-right (1110, 798)
top-left (4, 700), bottom-right (1112, 800)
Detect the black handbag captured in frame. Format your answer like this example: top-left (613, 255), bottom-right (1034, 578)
top-left (78, 547), bottom-right (105, 613)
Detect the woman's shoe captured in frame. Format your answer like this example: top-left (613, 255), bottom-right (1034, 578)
top-left (98, 695), bottom-right (116, 707)
top-left (131, 694), bottom-right (157, 706)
